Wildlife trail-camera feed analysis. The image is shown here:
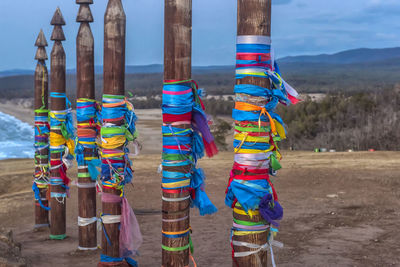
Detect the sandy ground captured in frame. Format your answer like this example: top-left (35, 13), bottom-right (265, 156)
top-left (0, 151), bottom-right (399, 267)
top-left (0, 104), bottom-right (399, 266)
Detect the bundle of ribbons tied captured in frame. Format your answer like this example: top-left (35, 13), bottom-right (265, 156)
top-left (99, 94), bottom-right (142, 265)
top-left (161, 79), bottom-right (218, 255)
top-left (49, 92), bottom-right (75, 211)
top-left (75, 98), bottom-right (101, 184)
top-left (32, 69), bottom-right (51, 218)
top-left (225, 35), bottom-right (299, 267)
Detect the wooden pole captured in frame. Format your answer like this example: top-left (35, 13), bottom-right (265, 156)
top-left (49, 7), bottom-right (67, 240)
top-left (98, 0), bottom-right (127, 265)
top-left (34, 29), bottom-right (50, 229)
top-left (232, 0), bottom-right (271, 266)
top-left (76, 0), bottom-right (97, 250)
top-left (162, 0), bottom-right (192, 266)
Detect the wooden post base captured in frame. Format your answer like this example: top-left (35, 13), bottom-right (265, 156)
top-left (97, 261), bottom-right (130, 267)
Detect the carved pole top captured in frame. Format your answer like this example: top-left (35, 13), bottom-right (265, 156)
top-left (51, 8), bottom-right (66, 41)
top-left (77, 4), bottom-right (94, 23)
top-left (35, 30), bottom-right (48, 61)
top-left (51, 7), bottom-right (66, 26)
top-left (76, 0), bottom-right (93, 4)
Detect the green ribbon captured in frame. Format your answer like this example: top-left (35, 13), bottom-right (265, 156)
top-left (162, 244), bottom-right (190, 252)
top-left (235, 125), bottom-right (270, 133)
top-left (35, 109), bottom-right (49, 114)
top-left (270, 154), bottom-right (282, 171)
top-left (162, 153), bottom-right (193, 162)
top-left (103, 94), bottom-right (125, 99)
top-left (233, 218), bottom-right (267, 226)
top-left (49, 234), bottom-right (67, 240)
top-left (78, 172), bottom-right (91, 178)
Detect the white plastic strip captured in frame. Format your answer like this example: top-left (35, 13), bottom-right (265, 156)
top-left (233, 240), bottom-right (269, 257)
top-left (162, 215), bottom-right (189, 223)
top-left (76, 182), bottom-right (96, 188)
top-left (232, 239), bottom-right (283, 267)
top-left (78, 216), bottom-right (98, 227)
top-left (101, 215), bottom-right (121, 224)
top-left (237, 35), bottom-right (271, 45)
top-left (235, 152), bottom-right (272, 161)
top-left (283, 80), bottom-right (299, 98)
top-left (162, 195), bottom-right (191, 202)
top-left (78, 246), bottom-right (98, 251)
top-left (78, 165), bottom-right (88, 170)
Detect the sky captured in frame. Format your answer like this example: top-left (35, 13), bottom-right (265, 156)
top-left (0, 0), bottom-right (399, 71)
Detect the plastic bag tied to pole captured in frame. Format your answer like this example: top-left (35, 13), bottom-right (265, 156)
top-left (101, 193), bottom-right (143, 258)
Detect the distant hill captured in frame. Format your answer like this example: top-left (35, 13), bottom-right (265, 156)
top-left (279, 47), bottom-right (400, 64)
top-left (0, 69), bottom-right (33, 78)
top-left (1, 47), bottom-right (400, 100)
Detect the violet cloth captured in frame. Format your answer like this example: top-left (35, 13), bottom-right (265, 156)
top-left (259, 193), bottom-right (283, 227)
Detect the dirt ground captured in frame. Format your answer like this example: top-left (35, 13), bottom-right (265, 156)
top-left (0, 150), bottom-right (399, 267)
top-left (0, 107), bottom-right (399, 266)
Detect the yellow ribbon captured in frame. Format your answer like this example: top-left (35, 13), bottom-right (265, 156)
top-left (101, 135), bottom-right (126, 149)
top-left (162, 180), bottom-right (190, 189)
top-left (233, 207), bottom-right (259, 218)
top-left (232, 230), bottom-right (268, 236)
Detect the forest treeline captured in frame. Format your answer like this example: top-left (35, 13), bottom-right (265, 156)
top-left (132, 87), bottom-right (400, 151)
top-left (278, 87), bottom-right (400, 151)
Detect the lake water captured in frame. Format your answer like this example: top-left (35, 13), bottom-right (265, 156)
top-left (0, 111), bottom-right (34, 159)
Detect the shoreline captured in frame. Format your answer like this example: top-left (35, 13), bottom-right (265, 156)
top-left (0, 101), bottom-right (34, 125)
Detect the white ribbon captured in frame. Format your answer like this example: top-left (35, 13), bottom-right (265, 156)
top-left (78, 246), bottom-right (98, 251)
top-left (101, 215), bottom-right (121, 224)
top-left (237, 35), bottom-right (271, 45)
top-left (76, 182), bottom-right (96, 188)
top-left (162, 195), bottom-right (191, 202)
top-left (232, 239), bottom-right (283, 267)
top-left (235, 152), bottom-right (272, 161)
top-left (78, 216), bottom-right (98, 227)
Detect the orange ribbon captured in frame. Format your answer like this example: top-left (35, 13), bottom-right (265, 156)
top-left (234, 102), bottom-right (276, 134)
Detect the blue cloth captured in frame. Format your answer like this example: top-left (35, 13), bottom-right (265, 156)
top-left (236, 44), bottom-right (271, 53)
top-left (225, 179), bottom-right (272, 212)
top-left (100, 254), bottom-right (138, 267)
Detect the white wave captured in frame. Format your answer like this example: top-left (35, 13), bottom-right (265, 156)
top-left (0, 111), bottom-right (34, 160)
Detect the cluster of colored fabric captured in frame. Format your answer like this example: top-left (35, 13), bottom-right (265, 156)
top-left (225, 35), bottom-right (299, 265)
top-left (49, 92), bottom-right (75, 203)
top-left (75, 98), bottom-right (101, 182)
top-left (161, 79), bottom-right (218, 254)
top-left (33, 71), bottom-right (51, 213)
top-left (99, 94), bottom-right (142, 261)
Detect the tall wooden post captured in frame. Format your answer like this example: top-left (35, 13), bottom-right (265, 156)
top-left (99, 0), bottom-right (127, 265)
top-left (231, 0), bottom-right (271, 266)
top-left (162, 0), bottom-right (192, 266)
top-left (49, 7), bottom-right (68, 240)
top-left (76, 0), bottom-right (97, 250)
top-left (33, 29), bottom-right (50, 229)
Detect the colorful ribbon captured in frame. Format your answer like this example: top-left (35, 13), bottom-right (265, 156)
top-left (227, 35), bottom-right (299, 265)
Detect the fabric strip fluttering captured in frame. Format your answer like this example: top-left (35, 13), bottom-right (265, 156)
top-left (33, 65), bottom-right (50, 216)
top-left (99, 94), bottom-right (143, 263)
top-left (49, 92), bottom-right (75, 235)
top-left (226, 35), bottom-right (299, 266)
top-left (161, 79), bottom-right (218, 256)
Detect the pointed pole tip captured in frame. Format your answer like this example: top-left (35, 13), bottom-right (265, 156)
top-left (51, 7), bottom-right (66, 26)
top-left (35, 29), bottom-right (48, 47)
